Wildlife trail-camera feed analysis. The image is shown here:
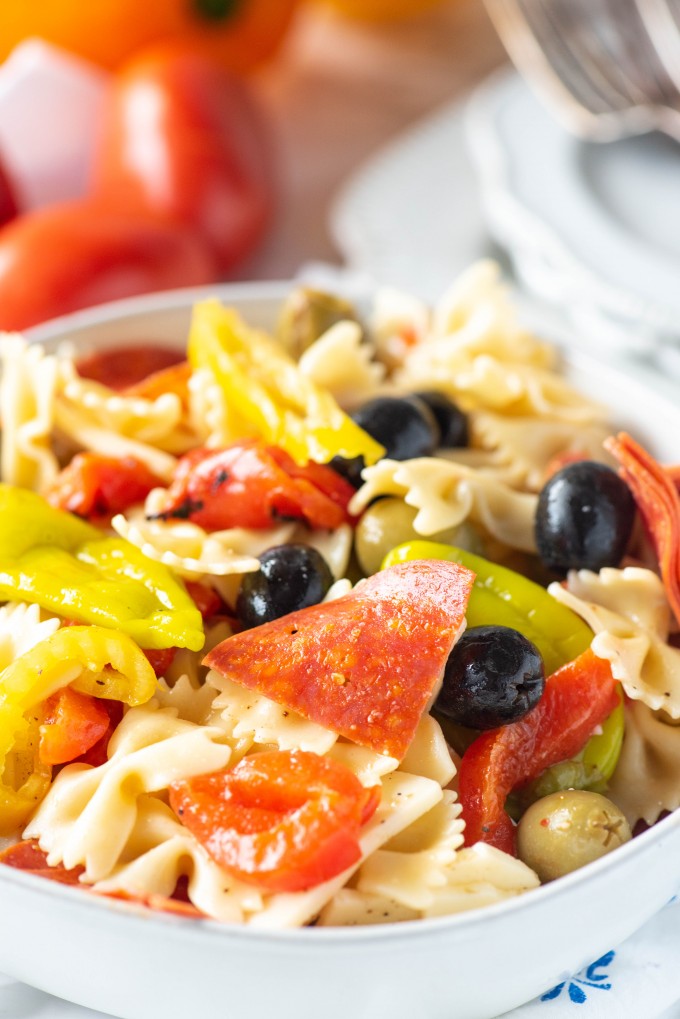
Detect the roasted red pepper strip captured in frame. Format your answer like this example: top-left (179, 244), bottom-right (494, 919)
top-left (170, 750), bottom-right (380, 893)
top-left (38, 687), bottom-right (111, 766)
top-left (46, 453), bottom-right (163, 524)
top-left (605, 432), bottom-right (680, 623)
top-left (0, 840), bottom-right (84, 885)
top-left (152, 440), bottom-right (356, 531)
top-left (458, 649), bottom-right (619, 855)
top-left (205, 559), bottom-right (475, 760)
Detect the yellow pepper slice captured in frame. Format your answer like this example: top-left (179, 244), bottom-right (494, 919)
top-left (0, 624), bottom-right (156, 834)
top-left (188, 299), bottom-right (385, 467)
top-left (0, 485), bottom-right (203, 651)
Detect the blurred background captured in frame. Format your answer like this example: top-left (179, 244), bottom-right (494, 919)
top-left (0, 0), bottom-right (506, 329)
top-left (0, 0), bottom-right (678, 389)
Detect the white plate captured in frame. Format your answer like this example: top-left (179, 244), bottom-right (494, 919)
top-left (466, 71), bottom-right (680, 350)
top-left (330, 71), bottom-right (680, 386)
top-left (329, 98), bottom-right (491, 303)
top-left (2, 283), bottom-right (680, 1019)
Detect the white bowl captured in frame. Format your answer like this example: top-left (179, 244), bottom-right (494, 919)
top-left (4, 283), bottom-right (679, 1019)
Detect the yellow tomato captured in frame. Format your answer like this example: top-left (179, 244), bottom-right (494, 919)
top-left (320, 0), bottom-right (447, 21)
top-left (0, 0), bottom-right (299, 73)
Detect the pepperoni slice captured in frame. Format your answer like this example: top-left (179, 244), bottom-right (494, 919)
top-left (205, 559), bottom-right (475, 760)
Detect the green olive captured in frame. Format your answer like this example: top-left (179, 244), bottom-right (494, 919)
top-left (517, 789), bottom-right (632, 883)
top-left (355, 498), bottom-right (419, 577)
top-left (355, 498), bottom-right (487, 578)
top-left (276, 286), bottom-right (359, 360)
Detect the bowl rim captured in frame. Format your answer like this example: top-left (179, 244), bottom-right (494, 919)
top-left (1, 806), bottom-right (677, 947)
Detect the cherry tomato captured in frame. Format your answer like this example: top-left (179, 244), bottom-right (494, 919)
top-left (153, 440), bottom-right (356, 531)
top-left (46, 453), bottom-right (164, 524)
top-left (75, 345), bottom-right (186, 391)
top-left (92, 48), bottom-right (276, 273)
top-left (170, 750), bottom-right (380, 892)
top-left (0, 200), bottom-right (217, 331)
top-left (39, 687), bottom-right (111, 766)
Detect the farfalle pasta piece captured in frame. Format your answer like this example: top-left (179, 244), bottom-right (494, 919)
top-left (0, 334), bottom-right (61, 491)
top-left (111, 507), bottom-right (294, 578)
top-left (355, 791), bottom-right (464, 910)
top-left (298, 321), bottom-right (386, 408)
top-left (154, 674), bottom-right (219, 726)
top-left (350, 457), bottom-right (538, 552)
top-left (25, 704), bottom-right (231, 881)
top-left (431, 261), bottom-right (554, 368)
top-left (93, 796), bottom-right (262, 923)
top-left (468, 413), bottom-right (612, 493)
top-left (59, 366), bottom-right (195, 454)
top-left (421, 843), bottom-right (540, 917)
top-left (605, 432), bottom-right (680, 627)
top-left (317, 889), bottom-right (418, 926)
top-left (54, 399), bottom-right (178, 482)
top-left (608, 700), bottom-right (680, 827)
top-left (399, 714), bottom-right (457, 788)
top-left (206, 669), bottom-right (339, 757)
top-left (549, 568), bottom-right (680, 717)
top-left (0, 601), bottom-right (60, 670)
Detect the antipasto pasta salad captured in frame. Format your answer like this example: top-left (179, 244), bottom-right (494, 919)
top-left (0, 261), bottom-right (678, 929)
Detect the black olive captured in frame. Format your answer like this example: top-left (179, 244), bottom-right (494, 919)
top-left (350, 396), bottom-right (439, 461)
top-left (435, 625), bottom-right (545, 729)
top-left (328, 454), bottom-right (365, 489)
top-left (414, 390), bottom-right (469, 448)
top-left (535, 461), bottom-right (635, 573)
top-left (236, 544), bottom-right (334, 629)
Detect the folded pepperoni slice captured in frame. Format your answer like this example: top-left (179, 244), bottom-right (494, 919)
top-left (205, 559), bottom-right (475, 760)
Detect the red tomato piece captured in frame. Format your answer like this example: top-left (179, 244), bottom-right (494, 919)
top-left (0, 840), bottom-right (84, 885)
top-left (39, 687), bottom-right (111, 766)
top-left (75, 699), bottom-right (124, 768)
top-left (205, 559), bottom-right (475, 760)
top-left (605, 432), bottom-right (680, 625)
top-left (46, 453), bottom-right (164, 524)
top-left (0, 200), bottom-right (216, 331)
top-left (184, 580), bottom-right (224, 621)
top-left (96, 886), bottom-right (203, 918)
top-left (124, 360), bottom-right (192, 410)
top-left (92, 47), bottom-right (276, 273)
top-left (170, 749), bottom-right (380, 893)
top-left (153, 440), bottom-right (356, 531)
top-left (143, 647), bottom-right (178, 678)
top-left (458, 649), bottom-right (620, 855)
top-left (75, 345), bottom-right (185, 392)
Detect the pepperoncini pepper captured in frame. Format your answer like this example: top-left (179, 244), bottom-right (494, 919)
top-left (188, 299), bottom-right (385, 468)
top-left (0, 485), bottom-right (203, 651)
top-left (0, 624), bottom-right (157, 833)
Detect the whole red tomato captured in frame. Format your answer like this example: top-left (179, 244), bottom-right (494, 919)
top-left (0, 155), bottom-right (18, 228)
top-left (92, 47), bottom-right (276, 274)
top-left (0, 200), bottom-right (217, 330)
